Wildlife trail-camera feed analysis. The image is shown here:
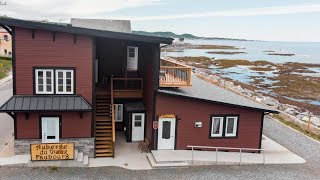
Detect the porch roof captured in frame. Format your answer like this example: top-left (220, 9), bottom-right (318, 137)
top-left (0, 17), bottom-right (173, 44)
top-left (0, 95), bottom-right (92, 112)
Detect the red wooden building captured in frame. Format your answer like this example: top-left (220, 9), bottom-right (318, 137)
top-left (0, 18), bottom-right (277, 158)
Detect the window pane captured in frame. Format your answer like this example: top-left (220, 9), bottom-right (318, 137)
top-left (47, 79), bottom-right (51, 84)
top-left (58, 85), bottom-right (63, 92)
top-left (38, 71), bottom-right (43, 77)
top-left (129, 52), bottom-right (135, 58)
top-left (46, 71), bottom-right (51, 77)
top-left (66, 72), bottom-right (71, 78)
top-left (58, 79), bottom-right (63, 85)
top-left (66, 85), bottom-right (71, 92)
top-left (38, 78), bottom-right (43, 84)
top-left (47, 85), bottom-right (52, 91)
top-left (135, 121), bottom-right (141, 127)
top-left (129, 48), bottom-right (135, 53)
top-left (135, 115), bottom-right (142, 121)
top-left (38, 85), bottom-right (43, 91)
top-left (66, 79), bottom-right (71, 85)
top-left (58, 72), bottom-right (63, 78)
top-left (212, 118), bottom-right (221, 134)
top-left (227, 118), bottom-right (235, 134)
top-left (162, 121), bottom-right (171, 139)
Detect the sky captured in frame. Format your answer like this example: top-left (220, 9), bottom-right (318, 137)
top-left (1, 0), bottom-right (320, 42)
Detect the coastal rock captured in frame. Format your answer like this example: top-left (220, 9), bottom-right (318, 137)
top-left (284, 108), bottom-right (296, 115)
top-left (301, 116), bottom-right (310, 122)
top-left (262, 97), bottom-right (280, 107)
top-left (255, 97), bottom-right (264, 103)
top-left (311, 117), bottom-right (320, 127)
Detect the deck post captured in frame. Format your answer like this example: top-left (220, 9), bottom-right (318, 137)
top-left (239, 149), bottom-right (242, 165)
top-left (216, 148), bottom-right (218, 165)
top-left (191, 147), bottom-right (194, 165)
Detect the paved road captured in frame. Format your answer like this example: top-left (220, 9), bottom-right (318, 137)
top-left (0, 116), bottom-right (319, 179)
top-left (0, 79), bottom-right (13, 151)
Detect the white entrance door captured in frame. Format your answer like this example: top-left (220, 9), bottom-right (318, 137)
top-left (41, 117), bottom-right (60, 143)
top-left (158, 118), bottom-right (176, 150)
top-left (131, 113), bottom-right (145, 141)
top-left (127, 46), bottom-right (138, 71)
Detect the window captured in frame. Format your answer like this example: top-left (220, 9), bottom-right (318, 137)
top-left (225, 116), bottom-right (238, 137)
top-left (127, 46), bottom-right (138, 70)
top-left (56, 70), bottom-right (74, 94)
top-left (35, 68), bottom-right (74, 95)
top-left (210, 115), bottom-right (238, 138)
top-left (3, 35), bottom-right (8, 41)
top-left (4, 49), bottom-right (7, 54)
top-left (211, 117), bottom-right (223, 137)
top-left (35, 69), bottom-right (54, 94)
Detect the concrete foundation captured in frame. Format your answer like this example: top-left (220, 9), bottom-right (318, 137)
top-left (14, 138), bottom-right (95, 157)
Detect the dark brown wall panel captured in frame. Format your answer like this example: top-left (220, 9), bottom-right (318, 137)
top-left (15, 27), bottom-right (93, 103)
top-left (156, 94), bottom-right (263, 150)
top-left (16, 112), bottom-right (91, 139)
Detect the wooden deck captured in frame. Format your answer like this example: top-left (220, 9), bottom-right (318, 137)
top-left (159, 59), bottom-right (192, 87)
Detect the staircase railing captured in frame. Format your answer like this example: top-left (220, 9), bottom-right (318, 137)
top-left (111, 77), bottom-right (115, 157)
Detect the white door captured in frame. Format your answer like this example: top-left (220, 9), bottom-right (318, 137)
top-left (114, 104), bottom-right (123, 122)
top-left (42, 117), bottom-right (60, 143)
top-left (127, 46), bottom-right (138, 71)
top-left (131, 113), bottom-right (145, 141)
top-left (158, 118), bottom-right (176, 150)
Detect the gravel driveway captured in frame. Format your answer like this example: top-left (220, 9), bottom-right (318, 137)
top-left (0, 114), bottom-right (319, 179)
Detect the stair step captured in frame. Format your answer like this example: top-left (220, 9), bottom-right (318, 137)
top-left (96, 118), bottom-right (112, 122)
top-left (95, 153), bottom-right (113, 157)
top-left (96, 145), bottom-right (113, 149)
top-left (96, 129), bottom-right (112, 133)
top-left (96, 149), bottom-right (113, 153)
top-left (96, 122), bottom-right (112, 125)
top-left (83, 155), bottom-right (89, 166)
top-left (96, 137), bottom-right (113, 141)
top-left (96, 126), bottom-right (112, 129)
top-left (96, 133), bottom-right (112, 137)
top-left (95, 140), bottom-right (113, 145)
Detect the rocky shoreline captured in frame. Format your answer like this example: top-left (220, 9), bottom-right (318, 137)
top-left (164, 57), bottom-right (320, 129)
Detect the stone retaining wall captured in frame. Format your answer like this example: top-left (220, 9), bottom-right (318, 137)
top-left (14, 138), bottom-right (95, 157)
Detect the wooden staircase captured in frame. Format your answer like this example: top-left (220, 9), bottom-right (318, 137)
top-left (95, 93), bottom-right (114, 157)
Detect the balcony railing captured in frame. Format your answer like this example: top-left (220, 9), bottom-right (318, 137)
top-left (112, 78), bottom-right (143, 98)
top-left (160, 59), bottom-right (192, 87)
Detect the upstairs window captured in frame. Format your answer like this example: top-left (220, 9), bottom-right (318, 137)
top-left (56, 70), bottom-right (74, 94)
top-left (210, 115), bottom-right (239, 138)
top-left (3, 35), bottom-right (8, 41)
top-left (34, 68), bottom-right (74, 95)
top-left (35, 69), bottom-right (54, 94)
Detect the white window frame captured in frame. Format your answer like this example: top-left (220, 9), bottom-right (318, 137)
top-left (210, 116), bottom-right (224, 137)
top-left (225, 116), bottom-right (238, 137)
top-left (35, 69), bottom-right (54, 94)
top-left (55, 69), bottom-right (74, 94)
top-left (127, 46), bottom-right (138, 71)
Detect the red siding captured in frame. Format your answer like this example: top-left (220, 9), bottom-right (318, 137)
top-left (14, 27), bottom-right (93, 138)
top-left (16, 112), bottom-right (91, 139)
top-left (156, 94), bottom-right (263, 150)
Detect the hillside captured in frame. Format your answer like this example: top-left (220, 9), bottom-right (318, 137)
top-left (132, 30), bottom-right (249, 41)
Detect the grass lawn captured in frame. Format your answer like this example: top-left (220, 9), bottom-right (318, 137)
top-left (0, 58), bottom-right (12, 79)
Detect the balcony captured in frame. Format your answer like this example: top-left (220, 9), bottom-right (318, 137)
top-left (112, 78), bottom-right (143, 98)
top-left (159, 59), bottom-right (192, 87)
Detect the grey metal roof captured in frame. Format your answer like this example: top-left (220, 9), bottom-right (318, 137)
top-left (0, 17), bottom-right (172, 44)
top-left (158, 74), bottom-right (278, 113)
top-left (0, 95), bottom-right (92, 112)
top-left (71, 18), bottom-right (131, 33)
top-left (124, 102), bottom-right (145, 112)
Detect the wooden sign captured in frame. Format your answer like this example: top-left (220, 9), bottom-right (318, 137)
top-left (30, 143), bottom-right (74, 161)
top-left (159, 114), bottom-right (175, 118)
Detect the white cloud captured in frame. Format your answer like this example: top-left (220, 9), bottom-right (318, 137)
top-left (0, 0), bottom-right (163, 21)
top-left (129, 3), bottom-right (320, 21)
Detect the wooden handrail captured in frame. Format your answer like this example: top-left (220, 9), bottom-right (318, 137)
top-left (159, 65), bottom-right (192, 87)
top-left (111, 77), bottom-right (115, 143)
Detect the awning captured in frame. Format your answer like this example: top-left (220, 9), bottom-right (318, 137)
top-left (0, 95), bottom-right (92, 112)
